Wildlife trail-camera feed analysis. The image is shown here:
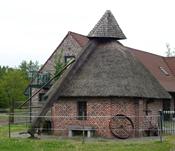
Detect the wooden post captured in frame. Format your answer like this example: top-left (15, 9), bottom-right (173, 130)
top-left (159, 110), bottom-right (163, 142)
top-left (82, 111), bottom-right (85, 144)
top-left (135, 100), bottom-right (144, 137)
top-left (138, 100), bottom-right (144, 137)
top-left (8, 111), bottom-right (11, 138)
top-left (29, 87), bottom-right (32, 123)
top-left (8, 97), bottom-right (11, 138)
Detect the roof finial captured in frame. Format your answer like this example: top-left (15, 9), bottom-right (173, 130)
top-left (88, 10), bottom-right (126, 40)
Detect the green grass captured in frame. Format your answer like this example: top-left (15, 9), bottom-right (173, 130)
top-left (0, 113), bottom-right (8, 120)
top-left (0, 124), bottom-right (26, 138)
top-left (0, 138), bottom-right (172, 151)
top-left (0, 124), bottom-right (174, 151)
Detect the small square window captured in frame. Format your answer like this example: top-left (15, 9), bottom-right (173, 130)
top-left (64, 56), bottom-right (75, 64)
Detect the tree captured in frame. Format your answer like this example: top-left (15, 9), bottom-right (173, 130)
top-left (0, 66), bottom-right (13, 107)
top-left (54, 50), bottom-right (75, 80)
top-left (54, 49), bottom-right (65, 80)
top-left (0, 66), bottom-right (12, 78)
top-left (166, 43), bottom-right (175, 57)
top-left (19, 60), bottom-right (40, 80)
top-left (0, 69), bottom-right (29, 122)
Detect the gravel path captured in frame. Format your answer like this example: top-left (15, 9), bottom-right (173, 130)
top-left (11, 131), bottom-right (162, 142)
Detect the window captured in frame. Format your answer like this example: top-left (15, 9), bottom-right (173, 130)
top-left (64, 56), bottom-right (75, 64)
top-left (39, 93), bottom-right (46, 101)
top-left (144, 100), bottom-right (153, 115)
top-left (77, 101), bottom-right (87, 120)
top-left (159, 66), bottom-right (169, 76)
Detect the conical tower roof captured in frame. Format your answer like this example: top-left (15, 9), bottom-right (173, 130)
top-left (88, 10), bottom-right (126, 39)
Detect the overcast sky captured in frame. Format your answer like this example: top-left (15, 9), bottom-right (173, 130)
top-left (0, 0), bottom-right (175, 67)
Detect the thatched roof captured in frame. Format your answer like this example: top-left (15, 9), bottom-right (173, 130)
top-left (88, 10), bottom-right (126, 40)
top-left (57, 40), bottom-right (170, 99)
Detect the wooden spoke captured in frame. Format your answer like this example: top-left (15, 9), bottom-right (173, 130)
top-left (109, 114), bottom-right (134, 139)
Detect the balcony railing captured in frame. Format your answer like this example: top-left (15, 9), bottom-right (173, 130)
top-left (30, 72), bottom-right (52, 89)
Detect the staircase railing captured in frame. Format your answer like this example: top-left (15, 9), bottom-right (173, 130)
top-left (18, 59), bottom-right (75, 109)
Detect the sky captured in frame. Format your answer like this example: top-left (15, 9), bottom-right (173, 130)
top-left (0, 0), bottom-right (175, 67)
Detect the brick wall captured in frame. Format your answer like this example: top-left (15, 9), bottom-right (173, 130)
top-left (30, 33), bottom-right (83, 120)
top-left (52, 97), bottom-right (162, 138)
top-left (40, 33), bottom-right (82, 75)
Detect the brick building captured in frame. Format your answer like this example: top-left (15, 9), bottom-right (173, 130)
top-left (26, 10), bottom-right (175, 138)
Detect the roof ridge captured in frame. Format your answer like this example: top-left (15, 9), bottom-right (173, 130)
top-left (39, 32), bottom-right (70, 73)
top-left (165, 56), bottom-right (175, 58)
top-left (127, 46), bottom-right (164, 57)
top-left (69, 31), bottom-right (89, 47)
top-left (68, 31), bottom-right (87, 37)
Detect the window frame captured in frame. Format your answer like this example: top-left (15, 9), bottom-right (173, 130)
top-left (77, 101), bottom-right (87, 120)
top-left (64, 55), bottom-right (75, 64)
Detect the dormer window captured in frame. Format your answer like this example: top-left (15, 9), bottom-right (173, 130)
top-left (64, 56), bottom-right (75, 64)
top-left (159, 66), bottom-right (169, 76)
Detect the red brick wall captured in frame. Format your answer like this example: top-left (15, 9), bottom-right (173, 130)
top-left (51, 97), bottom-right (162, 138)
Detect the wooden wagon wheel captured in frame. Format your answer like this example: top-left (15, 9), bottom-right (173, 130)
top-left (109, 114), bottom-right (134, 139)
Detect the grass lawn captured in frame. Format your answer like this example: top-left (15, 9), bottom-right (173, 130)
top-left (0, 124), bottom-right (174, 151)
top-left (0, 113), bottom-right (8, 120)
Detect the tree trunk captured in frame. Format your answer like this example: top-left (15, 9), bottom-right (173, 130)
top-left (9, 100), bottom-right (15, 123)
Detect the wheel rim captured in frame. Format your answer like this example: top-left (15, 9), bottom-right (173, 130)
top-left (109, 114), bottom-right (134, 139)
